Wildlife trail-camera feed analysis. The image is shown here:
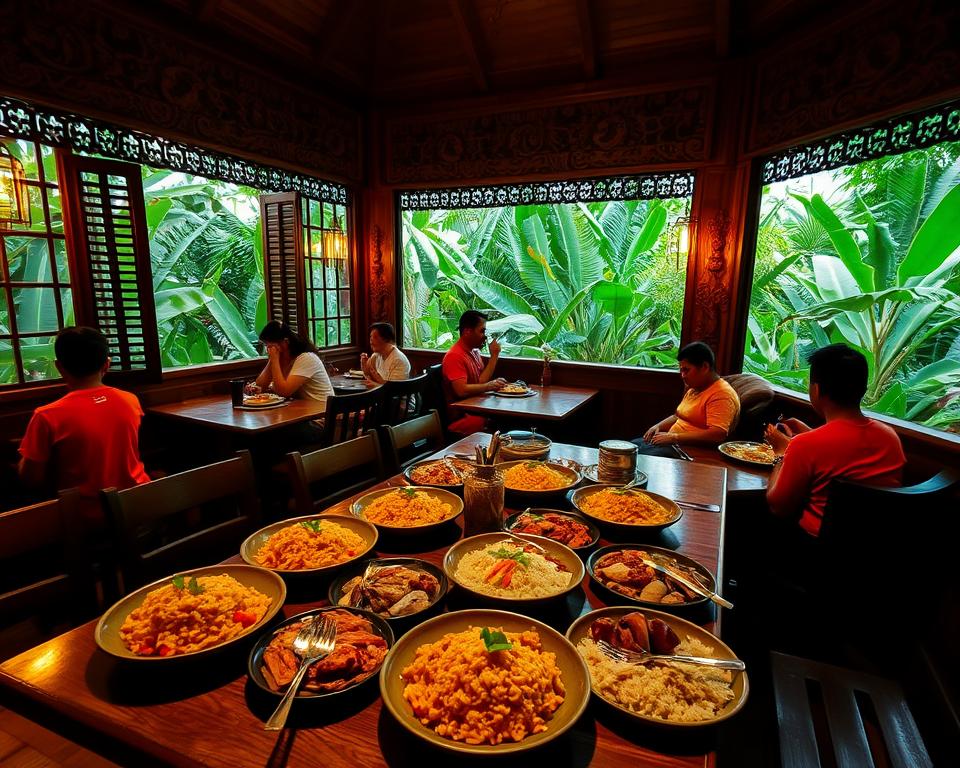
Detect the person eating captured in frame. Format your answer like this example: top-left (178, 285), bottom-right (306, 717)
top-left (360, 322), bottom-right (410, 383)
top-left (441, 310), bottom-right (506, 435)
top-left (254, 321), bottom-right (333, 408)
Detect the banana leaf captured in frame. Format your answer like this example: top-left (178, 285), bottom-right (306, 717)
top-left (448, 273), bottom-right (538, 317)
top-left (793, 193), bottom-right (875, 293)
top-left (202, 282), bottom-right (258, 357)
top-left (154, 288), bottom-right (212, 324)
top-left (782, 286), bottom-right (951, 324)
top-left (898, 184), bottom-right (960, 282)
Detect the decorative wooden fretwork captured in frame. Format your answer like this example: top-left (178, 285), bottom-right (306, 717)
top-left (0, 95), bottom-right (348, 204)
top-left (57, 152), bottom-right (160, 382)
top-left (761, 100), bottom-right (960, 184)
top-left (260, 193), bottom-right (305, 336)
top-left (398, 172), bottom-right (695, 211)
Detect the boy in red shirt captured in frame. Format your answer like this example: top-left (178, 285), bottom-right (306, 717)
top-left (765, 343), bottom-right (905, 538)
top-left (18, 326), bottom-right (150, 523)
top-left (441, 310), bottom-right (507, 434)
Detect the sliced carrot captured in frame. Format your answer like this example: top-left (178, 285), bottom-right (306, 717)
top-left (485, 560), bottom-right (511, 583)
top-left (499, 561), bottom-right (518, 587)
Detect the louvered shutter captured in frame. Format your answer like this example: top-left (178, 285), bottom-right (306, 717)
top-left (260, 192), bottom-right (305, 334)
top-left (57, 151), bottom-right (160, 383)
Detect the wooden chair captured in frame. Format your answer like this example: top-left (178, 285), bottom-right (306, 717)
top-left (382, 409), bottom-right (446, 474)
top-left (771, 651), bottom-right (932, 768)
top-left (382, 373), bottom-right (429, 425)
top-left (0, 490), bottom-right (98, 639)
top-left (287, 433), bottom-right (387, 514)
top-left (319, 387), bottom-right (385, 447)
top-left (102, 450), bottom-right (261, 593)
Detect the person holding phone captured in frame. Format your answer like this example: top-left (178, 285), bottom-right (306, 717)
top-left (441, 310), bottom-right (506, 434)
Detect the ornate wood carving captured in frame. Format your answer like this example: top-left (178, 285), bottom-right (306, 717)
top-left (0, 0), bottom-right (361, 182)
top-left (749, 0), bottom-right (960, 153)
top-left (384, 83), bottom-right (713, 184)
top-left (693, 210), bottom-right (732, 351)
top-left (369, 224), bottom-right (389, 323)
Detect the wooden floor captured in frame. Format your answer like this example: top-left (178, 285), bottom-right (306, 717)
top-left (0, 707), bottom-right (119, 768)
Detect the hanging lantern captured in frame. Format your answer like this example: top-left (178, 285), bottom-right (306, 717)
top-left (671, 203), bottom-right (697, 270)
top-left (321, 214), bottom-right (348, 262)
top-left (0, 143), bottom-right (30, 227)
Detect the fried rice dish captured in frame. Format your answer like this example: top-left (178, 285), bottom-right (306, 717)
top-left (261, 609), bottom-right (388, 693)
top-left (402, 626), bottom-right (565, 744)
top-left (361, 488), bottom-right (453, 527)
top-left (408, 458), bottom-right (473, 485)
top-left (579, 488), bottom-right (675, 525)
top-left (502, 461), bottom-right (571, 491)
top-left (255, 519), bottom-right (368, 570)
top-left (120, 574), bottom-right (271, 657)
top-left (453, 539), bottom-right (573, 599)
top-left (723, 442), bottom-right (775, 463)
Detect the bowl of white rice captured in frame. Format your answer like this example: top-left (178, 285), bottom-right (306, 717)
top-left (565, 606), bottom-right (748, 727)
top-left (443, 533), bottom-right (584, 604)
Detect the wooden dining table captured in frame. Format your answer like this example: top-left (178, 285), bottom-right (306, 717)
top-left (0, 433), bottom-right (731, 768)
top-left (683, 445), bottom-right (769, 496)
top-left (147, 394), bottom-right (328, 434)
top-left (455, 384), bottom-right (599, 422)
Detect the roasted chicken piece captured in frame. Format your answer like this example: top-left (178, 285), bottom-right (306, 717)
top-left (338, 565), bottom-right (440, 616)
top-left (589, 612), bottom-right (681, 656)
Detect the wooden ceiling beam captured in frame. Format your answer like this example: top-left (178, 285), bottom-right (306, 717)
top-left (447, 0), bottom-right (489, 91)
top-left (314, 1), bottom-right (363, 71)
top-left (575, 0), bottom-right (598, 79)
top-left (715, 0), bottom-right (731, 58)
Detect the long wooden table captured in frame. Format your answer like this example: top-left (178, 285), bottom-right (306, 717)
top-left (456, 384), bottom-right (599, 422)
top-left (147, 394), bottom-right (328, 434)
top-left (0, 434), bottom-right (729, 768)
top-left (684, 445), bottom-right (769, 496)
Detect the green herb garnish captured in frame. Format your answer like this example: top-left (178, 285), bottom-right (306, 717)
top-left (488, 546), bottom-right (531, 567)
top-left (523, 461), bottom-right (544, 469)
top-left (480, 627), bottom-right (513, 652)
top-left (171, 575), bottom-right (204, 595)
top-left (611, 488), bottom-right (638, 496)
top-left (299, 519), bottom-right (325, 533)
top-left (398, 487), bottom-right (418, 499)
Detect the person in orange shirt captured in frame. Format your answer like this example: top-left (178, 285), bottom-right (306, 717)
top-left (636, 341), bottom-right (740, 453)
top-left (441, 310), bottom-right (507, 435)
top-left (764, 343), bottom-right (905, 538)
top-left (18, 326), bottom-right (150, 524)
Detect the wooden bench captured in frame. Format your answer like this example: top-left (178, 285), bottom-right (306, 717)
top-left (771, 651), bottom-right (932, 768)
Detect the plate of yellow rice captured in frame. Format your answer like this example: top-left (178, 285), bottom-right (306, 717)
top-left (351, 486), bottom-right (463, 534)
top-left (380, 608), bottom-right (590, 754)
top-left (570, 484), bottom-right (682, 537)
top-left (95, 564), bottom-right (286, 662)
top-left (241, 514), bottom-right (378, 575)
top-left (496, 460), bottom-right (581, 496)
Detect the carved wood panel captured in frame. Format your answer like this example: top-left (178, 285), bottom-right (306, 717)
top-left (383, 83), bottom-right (714, 185)
top-left (749, 0), bottom-right (960, 153)
top-left (0, 0), bottom-right (361, 182)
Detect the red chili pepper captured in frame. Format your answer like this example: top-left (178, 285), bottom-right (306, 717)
top-left (138, 645), bottom-right (155, 656)
top-left (156, 644), bottom-right (174, 657)
top-left (233, 610), bottom-right (257, 628)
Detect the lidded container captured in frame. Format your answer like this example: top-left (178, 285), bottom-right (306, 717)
top-left (463, 465), bottom-right (505, 536)
top-left (597, 439), bottom-right (638, 483)
top-left (498, 429), bottom-right (552, 462)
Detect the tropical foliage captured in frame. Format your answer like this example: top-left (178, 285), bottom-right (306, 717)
top-left (143, 168), bottom-right (265, 368)
top-left (745, 140), bottom-right (960, 434)
top-left (401, 199), bottom-right (690, 367)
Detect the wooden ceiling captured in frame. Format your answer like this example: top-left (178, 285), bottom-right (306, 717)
top-left (140, 0), bottom-right (842, 105)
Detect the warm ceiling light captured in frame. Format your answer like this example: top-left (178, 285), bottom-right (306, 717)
top-left (0, 142), bottom-right (30, 226)
top-left (671, 204), bottom-right (697, 269)
top-left (321, 214), bottom-right (348, 261)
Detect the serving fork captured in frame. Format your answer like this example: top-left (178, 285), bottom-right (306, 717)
top-left (596, 639), bottom-right (745, 672)
top-left (264, 616), bottom-right (338, 731)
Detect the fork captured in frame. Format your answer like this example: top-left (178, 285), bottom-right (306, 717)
top-left (264, 617), bottom-right (338, 730)
top-left (596, 639), bottom-right (745, 671)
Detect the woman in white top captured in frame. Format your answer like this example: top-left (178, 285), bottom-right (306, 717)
top-left (254, 321), bottom-right (334, 407)
top-left (360, 322), bottom-right (411, 383)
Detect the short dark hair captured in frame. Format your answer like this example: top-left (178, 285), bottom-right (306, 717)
top-left (369, 322), bottom-right (395, 343)
top-left (258, 321), bottom-right (319, 358)
top-left (459, 310), bottom-right (488, 333)
top-left (55, 326), bottom-right (109, 377)
top-left (807, 343), bottom-right (868, 407)
top-left (677, 341), bottom-right (715, 369)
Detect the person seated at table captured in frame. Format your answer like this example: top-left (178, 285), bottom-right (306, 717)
top-left (360, 322), bottom-right (410, 383)
top-left (634, 341), bottom-right (740, 454)
top-left (442, 310), bottom-right (507, 435)
top-left (255, 321), bottom-right (333, 407)
top-left (18, 326), bottom-right (150, 525)
top-left (764, 343), bottom-right (905, 539)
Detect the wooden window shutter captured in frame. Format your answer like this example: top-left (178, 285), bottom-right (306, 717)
top-left (57, 151), bottom-right (160, 383)
top-left (260, 192), bottom-right (305, 334)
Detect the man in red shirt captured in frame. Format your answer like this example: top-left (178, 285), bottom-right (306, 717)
top-left (18, 326), bottom-right (151, 524)
top-left (765, 343), bottom-right (905, 538)
top-left (441, 310), bottom-right (507, 434)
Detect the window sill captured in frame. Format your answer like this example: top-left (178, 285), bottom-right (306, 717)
top-left (770, 384), bottom-right (960, 449)
top-left (161, 358), bottom-right (265, 380)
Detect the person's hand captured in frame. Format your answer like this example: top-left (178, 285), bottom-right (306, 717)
top-left (243, 382), bottom-right (261, 396)
top-left (650, 431), bottom-right (676, 446)
top-left (765, 423), bottom-right (791, 455)
top-left (488, 336), bottom-right (502, 356)
top-left (643, 424), bottom-right (658, 442)
top-left (359, 352), bottom-right (369, 372)
top-left (782, 417), bottom-right (810, 435)
top-left (488, 377), bottom-right (507, 391)
top-left (266, 345), bottom-right (281, 363)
